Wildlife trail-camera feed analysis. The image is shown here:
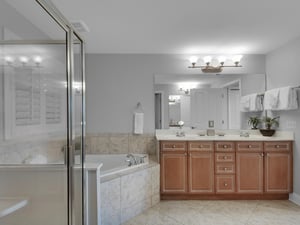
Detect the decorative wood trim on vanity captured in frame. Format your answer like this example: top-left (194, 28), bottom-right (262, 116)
top-left (161, 194), bottom-right (289, 200)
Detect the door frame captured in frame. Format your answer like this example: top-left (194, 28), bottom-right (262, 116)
top-left (155, 91), bottom-right (165, 129)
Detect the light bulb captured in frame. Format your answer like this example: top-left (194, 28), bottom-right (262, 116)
top-left (203, 56), bottom-right (212, 64)
top-left (218, 56), bottom-right (226, 64)
top-left (20, 56), bottom-right (29, 64)
top-left (189, 56), bottom-right (198, 64)
top-left (4, 56), bottom-right (14, 64)
top-left (232, 55), bottom-right (243, 63)
top-left (34, 56), bottom-right (42, 65)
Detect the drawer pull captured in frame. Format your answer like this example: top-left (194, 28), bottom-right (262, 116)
top-left (224, 183), bottom-right (228, 187)
top-left (248, 145), bottom-right (252, 148)
top-left (172, 145), bottom-right (176, 148)
top-left (276, 145), bottom-right (280, 148)
top-left (223, 145), bottom-right (228, 149)
top-left (223, 156), bottom-right (227, 160)
top-left (224, 167), bottom-right (228, 171)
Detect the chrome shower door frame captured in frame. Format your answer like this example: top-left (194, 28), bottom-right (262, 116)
top-left (35, 1), bottom-right (86, 225)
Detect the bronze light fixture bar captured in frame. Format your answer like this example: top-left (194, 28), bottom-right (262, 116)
top-left (188, 55), bottom-right (243, 73)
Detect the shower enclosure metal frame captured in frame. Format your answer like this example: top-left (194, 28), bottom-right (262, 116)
top-left (35, 1), bottom-right (86, 225)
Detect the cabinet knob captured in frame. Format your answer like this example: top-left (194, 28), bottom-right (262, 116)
top-left (224, 183), bottom-right (228, 187)
top-left (261, 153), bottom-right (264, 157)
top-left (276, 145), bottom-right (280, 148)
top-left (223, 145), bottom-right (228, 149)
top-left (248, 145), bottom-right (252, 148)
top-left (172, 145), bottom-right (176, 148)
top-left (224, 167), bottom-right (228, 171)
top-left (223, 156), bottom-right (227, 160)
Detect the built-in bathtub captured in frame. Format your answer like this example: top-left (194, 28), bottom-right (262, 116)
top-left (85, 153), bottom-right (149, 179)
top-left (85, 153), bottom-right (160, 225)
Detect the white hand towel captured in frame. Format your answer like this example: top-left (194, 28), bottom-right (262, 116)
top-left (264, 89), bottom-right (280, 110)
top-left (240, 95), bottom-right (250, 112)
top-left (276, 86), bottom-right (298, 110)
top-left (134, 112), bottom-right (144, 134)
top-left (249, 94), bottom-right (263, 112)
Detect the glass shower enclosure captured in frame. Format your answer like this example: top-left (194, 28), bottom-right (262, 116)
top-left (0, 0), bottom-right (85, 225)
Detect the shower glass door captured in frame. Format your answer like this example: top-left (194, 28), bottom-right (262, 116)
top-left (0, 1), bottom-right (85, 225)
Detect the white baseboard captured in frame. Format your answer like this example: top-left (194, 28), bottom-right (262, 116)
top-left (289, 193), bottom-right (300, 206)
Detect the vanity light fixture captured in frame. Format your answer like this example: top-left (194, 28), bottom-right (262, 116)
top-left (188, 55), bottom-right (243, 73)
top-left (2, 55), bottom-right (43, 68)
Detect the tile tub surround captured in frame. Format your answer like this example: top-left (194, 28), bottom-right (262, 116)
top-left (0, 135), bottom-right (66, 164)
top-left (124, 200), bottom-right (300, 225)
top-left (85, 133), bottom-right (156, 155)
top-left (100, 161), bottom-right (160, 225)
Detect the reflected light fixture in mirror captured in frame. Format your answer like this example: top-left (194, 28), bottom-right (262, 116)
top-left (188, 55), bottom-right (243, 73)
top-left (2, 55), bottom-right (43, 67)
top-left (178, 82), bottom-right (199, 95)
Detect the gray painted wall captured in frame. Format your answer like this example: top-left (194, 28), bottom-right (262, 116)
top-left (266, 37), bottom-right (300, 196)
top-left (85, 54), bottom-right (265, 134)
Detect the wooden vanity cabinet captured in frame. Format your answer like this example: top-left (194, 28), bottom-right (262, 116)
top-left (264, 142), bottom-right (293, 193)
top-left (160, 140), bottom-right (293, 199)
top-left (160, 141), bottom-right (187, 193)
top-left (236, 142), bottom-right (264, 193)
top-left (188, 141), bottom-right (214, 193)
top-left (215, 142), bottom-right (236, 194)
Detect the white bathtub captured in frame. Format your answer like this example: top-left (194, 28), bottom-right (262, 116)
top-left (85, 154), bottom-right (149, 178)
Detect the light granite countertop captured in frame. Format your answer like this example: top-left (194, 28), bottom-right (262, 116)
top-left (155, 129), bottom-right (294, 141)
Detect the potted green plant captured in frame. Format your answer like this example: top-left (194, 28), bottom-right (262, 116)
top-left (260, 116), bottom-right (279, 136)
top-left (248, 116), bottom-right (261, 129)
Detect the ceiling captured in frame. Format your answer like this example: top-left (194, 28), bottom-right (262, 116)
top-left (19, 0), bottom-right (300, 54)
top-left (51, 0), bottom-right (300, 54)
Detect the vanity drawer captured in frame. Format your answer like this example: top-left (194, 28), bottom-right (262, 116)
top-left (215, 163), bottom-right (235, 174)
top-left (188, 141), bottom-right (214, 152)
top-left (215, 153), bottom-right (235, 163)
top-left (215, 175), bottom-right (235, 193)
top-left (215, 142), bottom-right (235, 152)
top-left (264, 141), bottom-right (291, 152)
top-left (236, 142), bottom-right (263, 152)
top-left (160, 141), bottom-right (187, 152)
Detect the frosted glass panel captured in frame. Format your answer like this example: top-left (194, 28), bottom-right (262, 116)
top-left (0, 1), bottom-right (69, 225)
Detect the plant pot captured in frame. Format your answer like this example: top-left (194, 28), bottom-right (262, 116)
top-left (259, 129), bottom-right (276, 137)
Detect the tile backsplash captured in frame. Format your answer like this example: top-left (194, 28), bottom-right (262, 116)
top-left (0, 133), bottom-right (156, 164)
top-left (85, 133), bottom-right (156, 155)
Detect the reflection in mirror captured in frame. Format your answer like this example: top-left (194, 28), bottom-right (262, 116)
top-left (154, 73), bottom-right (266, 130)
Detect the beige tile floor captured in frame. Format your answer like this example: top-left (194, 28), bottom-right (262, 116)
top-left (123, 200), bottom-right (300, 225)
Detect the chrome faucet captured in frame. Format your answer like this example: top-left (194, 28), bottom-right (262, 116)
top-left (126, 154), bottom-right (137, 166)
top-left (176, 120), bottom-right (185, 137)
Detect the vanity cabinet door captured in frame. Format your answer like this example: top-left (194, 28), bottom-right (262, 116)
top-left (236, 152), bottom-right (264, 193)
top-left (188, 152), bottom-right (214, 193)
top-left (264, 151), bottom-right (292, 193)
top-left (160, 153), bottom-right (187, 193)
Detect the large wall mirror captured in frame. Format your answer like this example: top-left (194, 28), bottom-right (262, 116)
top-left (154, 73), bottom-right (266, 130)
